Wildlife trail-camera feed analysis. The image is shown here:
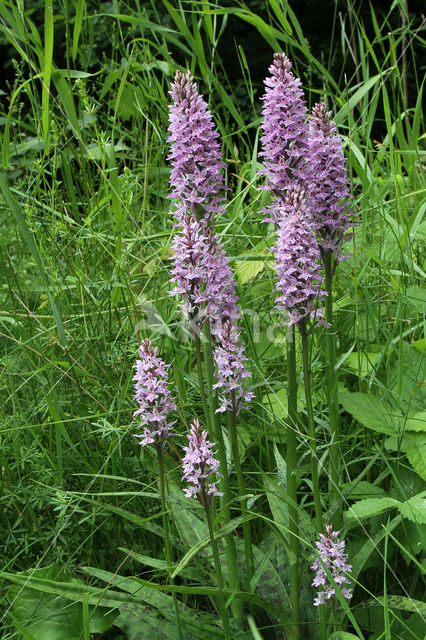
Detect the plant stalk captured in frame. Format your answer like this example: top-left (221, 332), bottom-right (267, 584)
top-left (229, 393), bottom-right (255, 591)
top-left (286, 324), bottom-right (300, 639)
top-left (299, 326), bottom-right (323, 534)
top-left (202, 322), bottom-right (243, 620)
top-left (324, 250), bottom-right (340, 529)
top-left (157, 446), bottom-right (182, 640)
top-left (205, 501), bottom-right (233, 640)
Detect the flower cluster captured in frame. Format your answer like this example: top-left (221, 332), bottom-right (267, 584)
top-left (168, 70), bottom-right (226, 223)
top-left (205, 229), bottom-right (240, 332)
top-left (258, 52), bottom-right (310, 225)
top-left (311, 525), bottom-right (353, 607)
top-left (308, 102), bottom-right (352, 261)
top-left (133, 339), bottom-right (177, 447)
top-left (213, 320), bottom-right (254, 414)
top-left (168, 70), bottom-right (253, 412)
top-left (274, 185), bottom-right (326, 327)
top-left (181, 418), bottom-right (223, 504)
top-left (169, 214), bottom-right (210, 325)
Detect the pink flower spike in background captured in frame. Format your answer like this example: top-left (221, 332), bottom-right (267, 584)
top-left (311, 525), bottom-right (353, 607)
top-left (168, 70), bottom-right (227, 224)
top-left (308, 102), bottom-right (352, 261)
top-left (133, 339), bottom-right (177, 448)
top-left (182, 418), bottom-right (223, 506)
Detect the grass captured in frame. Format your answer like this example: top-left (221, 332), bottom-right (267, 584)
top-left (0, 1), bottom-right (425, 638)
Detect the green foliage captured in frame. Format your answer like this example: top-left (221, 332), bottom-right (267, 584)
top-left (0, 0), bottom-right (425, 638)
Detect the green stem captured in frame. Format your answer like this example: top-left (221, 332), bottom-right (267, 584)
top-left (299, 328), bottom-right (326, 640)
top-left (202, 322), bottom-right (242, 620)
top-left (299, 327), bottom-right (323, 534)
top-left (195, 333), bottom-right (211, 434)
top-left (205, 502), bottom-right (233, 640)
top-left (229, 393), bottom-right (254, 591)
top-left (324, 250), bottom-right (340, 529)
top-left (286, 325), bottom-right (299, 639)
top-left (157, 446), bottom-right (182, 640)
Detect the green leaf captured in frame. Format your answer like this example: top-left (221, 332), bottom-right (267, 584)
top-left (405, 410), bottom-right (426, 432)
top-left (235, 251), bottom-right (268, 284)
top-left (340, 391), bottom-right (401, 435)
top-left (398, 493), bottom-right (426, 524)
top-left (72, 0), bottom-right (85, 61)
top-left (361, 596), bottom-right (426, 616)
top-left (0, 174), bottom-right (67, 346)
top-left (345, 352), bottom-right (380, 378)
top-left (403, 433), bottom-right (426, 481)
top-left (346, 497), bottom-right (399, 519)
top-left (329, 633), bottom-right (361, 640)
top-left (7, 566), bottom-right (116, 640)
top-left (171, 514), bottom-right (252, 579)
top-left (113, 611), bottom-right (181, 640)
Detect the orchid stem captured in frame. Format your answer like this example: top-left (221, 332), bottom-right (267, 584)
top-left (205, 501), bottom-right (233, 640)
top-left (286, 324), bottom-right (300, 639)
top-left (157, 446), bottom-right (182, 640)
top-left (299, 326), bottom-right (323, 534)
top-left (324, 250), bottom-right (340, 529)
top-left (229, 393), bottom-right (255, 591)
top-left (202, 322), bottom-right (242, 620)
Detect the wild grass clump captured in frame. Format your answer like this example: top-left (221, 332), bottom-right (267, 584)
top-left (0, 1), bottom-right (424, 639)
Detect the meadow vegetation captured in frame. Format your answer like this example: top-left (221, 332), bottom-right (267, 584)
top-left (0, 1), bottom-right (425, 638)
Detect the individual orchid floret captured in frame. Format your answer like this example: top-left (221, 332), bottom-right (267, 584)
top-left (213, 320), bottom-right (254, 414)
top-left (182, 418), bottom-right (223, 505)
top-left (308, 102), bottom-right (352, 261)
top-left (311, 525), bottom-right (353, 607)
top-left (258, 52), bottom-right (310, 225)
top-left (274, 185), bottom-right (326, 327)
top-left (133, 339), bottom-right (177, 448)
top-left (168, 70), bottom-right (227, 224)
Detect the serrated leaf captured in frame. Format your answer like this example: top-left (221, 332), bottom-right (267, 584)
top-left (343, 480), bottom-right (386, 499)
top-left (398, 493), bottom-right (426, 524)
top-left (405, 410), bottom-right (426, 432)
top-left (346, 497), bottom-right (399, 519)
top-left (340, 391), bottom-right (401, 435)
top-left (235, 249), bottom-right (269, 284)
top-left (405, 433), bottom-right (426, 481)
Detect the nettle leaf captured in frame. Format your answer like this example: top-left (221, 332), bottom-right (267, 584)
top-left (346, 497), bottom-right (399, 519)
top-left (340, 391), bottom-right (401, 435)
top-left (406, 437), bottom-right (426, 481)
top-left (346, 492), bottom-right (426, 524)
top-left (386, 432), bottom-right (426, 481)
top-left (235, 250), bottom-right (269, 284)
top-left (397, 493), bottom-right (426, 524)
top-left (405, 410), bottom-right (426, 432)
